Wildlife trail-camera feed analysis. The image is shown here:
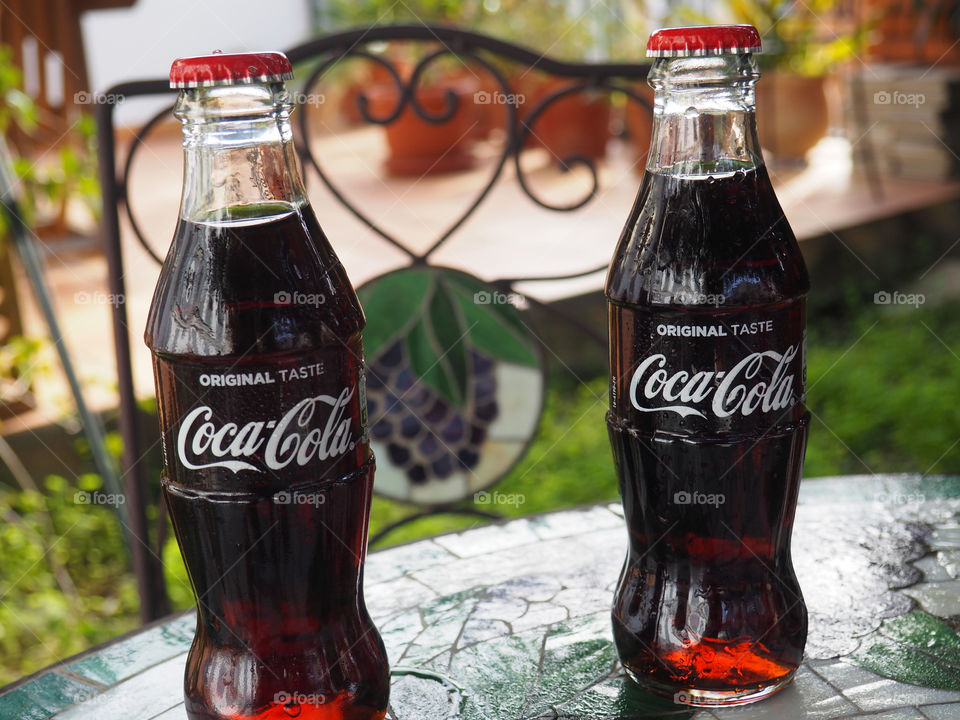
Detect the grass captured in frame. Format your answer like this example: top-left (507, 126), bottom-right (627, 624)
top-left (2, 300), bottom-right (960, 685)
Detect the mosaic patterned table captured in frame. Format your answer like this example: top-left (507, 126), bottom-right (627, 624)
top-left (3, 474), bottom-right (960, 720)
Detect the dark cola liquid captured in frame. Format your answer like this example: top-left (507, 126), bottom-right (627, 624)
top-left (606, 167), bottom-right (810, 705)
top-left (146, 205), bottom-right (389, 720)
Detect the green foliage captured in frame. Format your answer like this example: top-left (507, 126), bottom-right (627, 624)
top-left (161, 529), bottom-right (194, 611)
top-left (8, 113), bottom-right (101, 232)
top-left (324, 0), bottom-right (631, 61)
top-left (804, 305), bottom-right (960, 476)
top-left (0, 336), bottom-right (51, 406)
top-left (671, 0), bottom-right (867, 76)
top-left (328, 0), bottom-right (476, 26)
top-left (490, 377), bottom-right (615, 513)
top-left (0, 475), bottom-right (138, 686)
top-left (0, 46), bottom-right (37, 134)
top-left (0, 44), bottom-right (101, 236)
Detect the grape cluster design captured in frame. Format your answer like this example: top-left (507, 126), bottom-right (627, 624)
top-left (366, 340), bottom-right (499, 485)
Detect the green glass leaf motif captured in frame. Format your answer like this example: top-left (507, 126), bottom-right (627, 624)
top-left (358, 267), bottom-right (432, 357)
top-left (444, 273), bottom-right (531, 340)
top-left (851, 611), bottom-right (960, 690)
top-left (428, 280), bottom-right (470, 405)
top-left (359, 268), bottom-right (541, 412)
top-left (406, 312), bottom-right (463, 409)
top-left (445, 280), bottom-right (539, 368)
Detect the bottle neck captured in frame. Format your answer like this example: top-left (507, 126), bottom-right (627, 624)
top-left (646, 54), bottom-right (763, 176)
top-left (174, 83), bottom-right (307, 222)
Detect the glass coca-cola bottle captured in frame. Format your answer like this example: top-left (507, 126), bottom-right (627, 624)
top-left (146, 51), bottom-right (389, 719)
top-left (606, 26), bottom-right (810, 706)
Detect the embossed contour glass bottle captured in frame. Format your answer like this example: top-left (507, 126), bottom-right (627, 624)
top-left (606, 25), bottom-right (810, 707)
top-left (146, 51), bottom-right (390, 720)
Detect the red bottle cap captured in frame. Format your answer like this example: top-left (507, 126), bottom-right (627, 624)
top-left (646, 25), bottom-right (762, 58)
top-left (169, 51), bottom-right (294, 89)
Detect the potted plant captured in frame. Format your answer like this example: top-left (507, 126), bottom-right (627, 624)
top-left (325, 0), bottom-right (648, 168)
top-left (366, 55), bottom-right (481, 176)
top-left (673, 0), bottom-right (864, 163)
top-left (518, 76), bottom-right (611, 162)
top-left (327, 0), bottom-right (490, 176)
top-left (480, 0), bottom-right (619, 163)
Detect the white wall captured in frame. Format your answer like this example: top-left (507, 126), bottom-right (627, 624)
top-left (81, 0), bottom-right (314, 125)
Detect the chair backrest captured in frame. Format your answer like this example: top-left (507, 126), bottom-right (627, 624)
top-left (95, 24), bottom-right (651, 621)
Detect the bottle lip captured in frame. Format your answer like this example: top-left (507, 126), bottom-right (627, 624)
top-left (169, 50), bottom-right (293, 89)
top-left (647, 25), bottom-right (762, 58)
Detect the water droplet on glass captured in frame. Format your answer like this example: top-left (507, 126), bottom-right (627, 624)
top-left (283, 700), bottom-right (301, 717)
top-left (734, 169), bottom-right (746, 182)
top-left (706, 176), bottom-right (716, 184)
top-left (683, 106), bottom-right (699, 118)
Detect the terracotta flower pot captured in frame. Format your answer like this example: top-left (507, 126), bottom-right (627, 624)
top-left (755, 72), bottom-right (829, 162)
top-left (368, 79), bottom-right (478, 177)
top-left (523, 78), bottom-right (612, 163)
top-left (450, 69), bottom-right (504, 140)
top-left (341, 63), bottom-right (396, 126)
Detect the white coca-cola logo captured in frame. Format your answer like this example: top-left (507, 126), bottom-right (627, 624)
top-left (176, 387), bottom-right (356, 473)
top-left (629, 345), bottom-right (799, 419)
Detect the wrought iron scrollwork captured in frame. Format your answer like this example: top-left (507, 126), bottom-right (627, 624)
top-left (515, 79), bottom-right (654, 213)
top-left (114, 25), bottom-right (651, 269)
top-left (513, 80), bottom-right (603, 213)
top-left (295, 45), bottom-right (521, 263)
